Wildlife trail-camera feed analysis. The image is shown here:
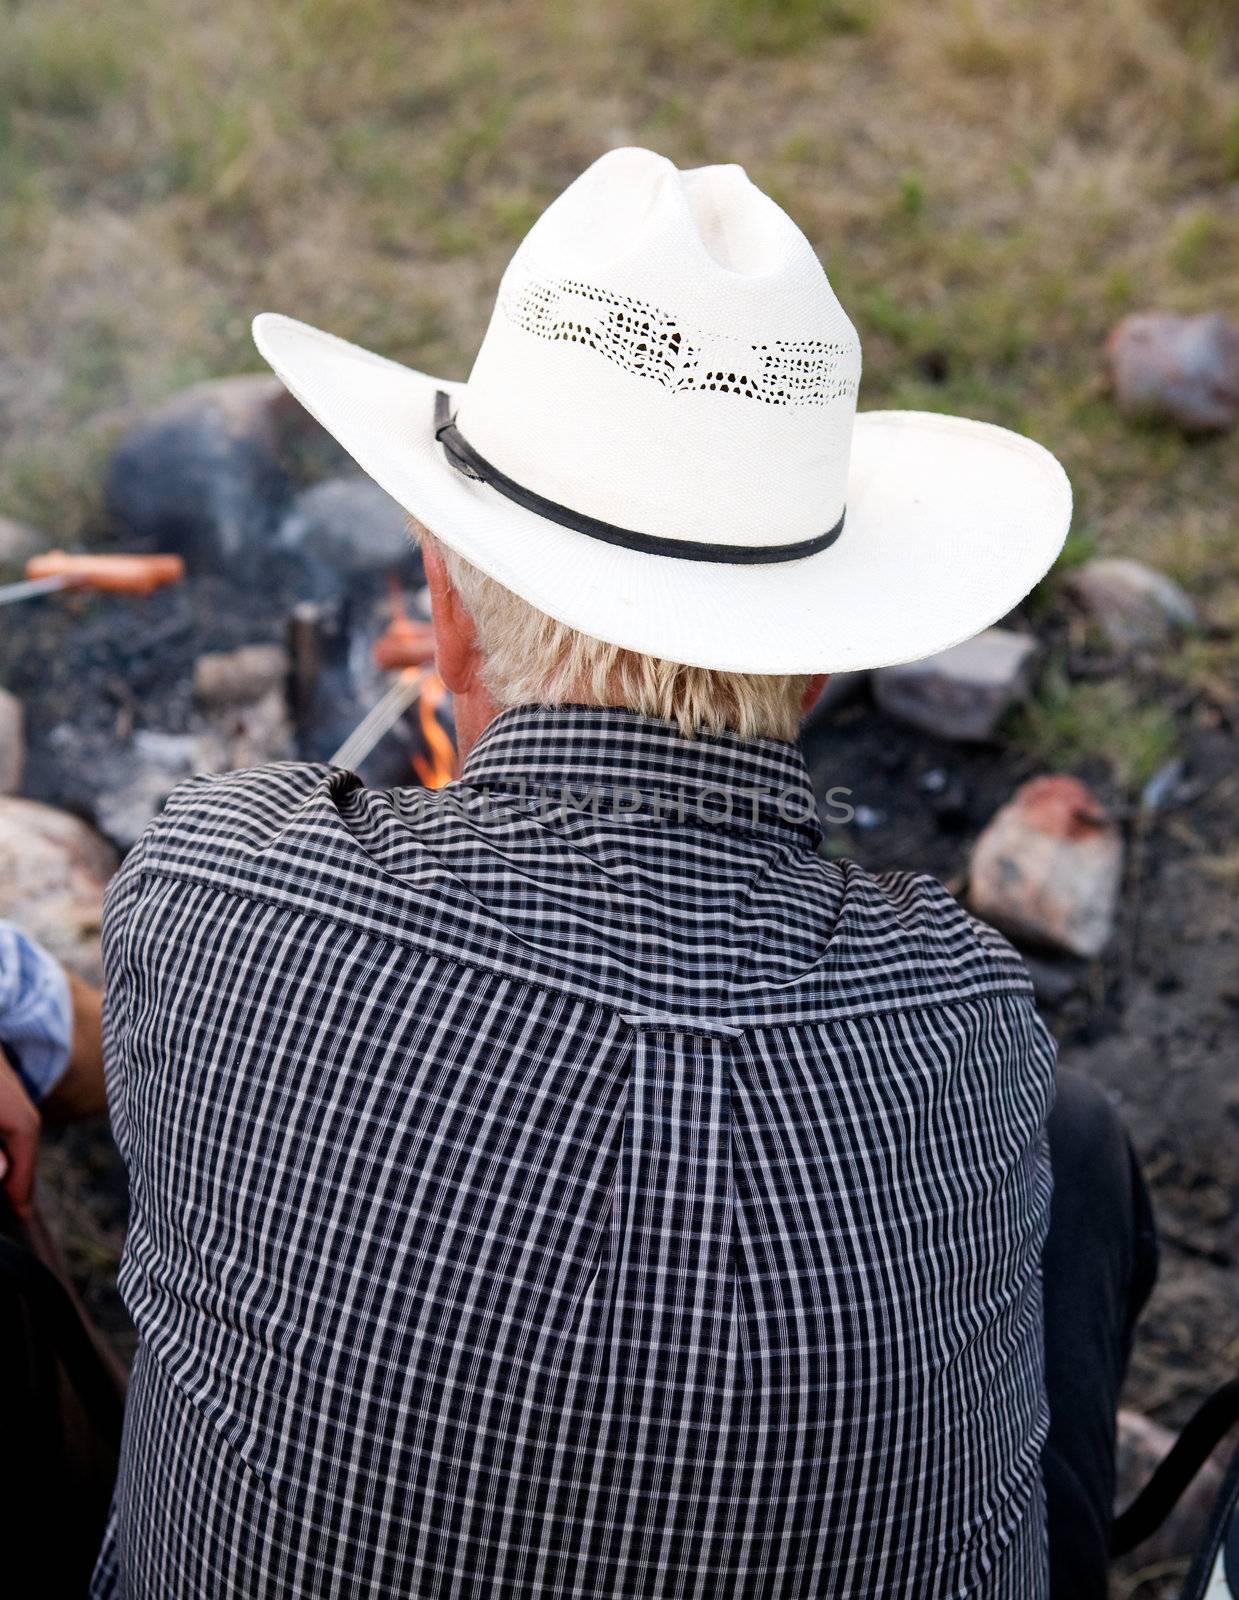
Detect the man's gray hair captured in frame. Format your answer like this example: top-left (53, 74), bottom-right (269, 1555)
top-left (413, 521), bottom-right (812, 741)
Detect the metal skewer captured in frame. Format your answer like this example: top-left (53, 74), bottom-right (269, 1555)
top-left (330, 667), bottom-right (431, 770)
top-left (329, 578), bottom-right (444, 773)
top-left (0, 575), bottom-right (73, 606)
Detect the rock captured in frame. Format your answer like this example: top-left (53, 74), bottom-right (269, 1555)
top-left (194, 644), bottom-right (289, 707)
top-left (278, 477), bottom-right (418, 582)
top-left (1139, 756), bottom-right (1187, 817)
top-left (873, 628), bottom-right (1037, 742)
top-left (968, 775), bottom-right (1123, 958)
top-left (92, 695), bottom-right (294, 849)
top-left (93, 729), bottom-right (229, 851)
top-left (0, 688), bottom-right (23, 795)
top-left (1105, 310), bottom-right (1239, 433)
top-left (0, 797), bottom-right (118, 982)
top-left (1022, 954), bottom-right (1081, 1006)
top-left (1065, 557), bottom-right (1197, 650)
top-left (1115, 1409), bottom-right (1227, 1567)
top-left (105, 375), bottom-right (340, 575)
top-left (205, 687), bottom-right (294, 771)
top-left (0, 514), bottom-right (48, 572)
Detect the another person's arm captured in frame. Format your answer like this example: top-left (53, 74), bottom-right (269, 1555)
top-left (42, 970), bottom-right (106, 1121)
top-left (0, 921), bottom-right (106, 1216)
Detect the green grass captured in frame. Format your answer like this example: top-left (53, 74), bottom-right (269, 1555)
top-left (1011, 664), bottom-right (1182, 792)
top-left (711, 0), bottom-right (874, 53)
top-left (0, 4), bottom-right (133, 116)
top-left (1171, 205), bottom-right (1227, 277)
top-left (1052, 526), bottom-right (1101, 575)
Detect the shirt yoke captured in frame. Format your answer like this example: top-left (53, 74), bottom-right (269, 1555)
top-left (117, 759), bottom-right (1035, 1031)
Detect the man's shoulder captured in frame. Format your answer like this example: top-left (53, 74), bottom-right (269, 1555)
top-left (156, 760), bottom-right (338, 839)
top-left (833, 860), bottom-right (1035, 1002)
top-left (107, 761), bottom-right (484, 931)
top-left (112, 761), bottom-right (342, 888)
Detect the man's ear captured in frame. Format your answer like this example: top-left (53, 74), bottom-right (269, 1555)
top-left (800, 674), bottom-right (830, 718)
top-left (423, 540), bottom-right (479, 697)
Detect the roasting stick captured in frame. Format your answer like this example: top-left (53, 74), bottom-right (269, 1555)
top-left (0, 550), bottom-right (186, 606)
top-left (330, 593), bottom-right (439, 771)
top-left (0, 575), bottom-right (70, 605)
top-left (330, 667), bottom-right (432, 770)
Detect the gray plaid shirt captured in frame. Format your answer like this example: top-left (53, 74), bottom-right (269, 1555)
top-left (94, 703), bottom-right (1055, 1598)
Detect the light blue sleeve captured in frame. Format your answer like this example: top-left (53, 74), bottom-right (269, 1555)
top-left (0, 920), bottom-right (74, 1101)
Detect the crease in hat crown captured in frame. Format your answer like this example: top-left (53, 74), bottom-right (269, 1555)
top-left (452, 146), bottom-right (862, 549)
top-left (516, 148), bottom-right (806, 282)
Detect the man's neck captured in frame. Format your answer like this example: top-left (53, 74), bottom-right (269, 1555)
top-left (450, 680), bottom-right (504, 763)
top-left (453, 675), bottom-right (832, 761)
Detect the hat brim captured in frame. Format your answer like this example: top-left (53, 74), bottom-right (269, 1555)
top-left (253, 312), bottom-right (1072, 675)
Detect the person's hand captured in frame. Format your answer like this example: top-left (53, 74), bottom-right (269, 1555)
top-left (0, 1044), bottom-right (40, 1219)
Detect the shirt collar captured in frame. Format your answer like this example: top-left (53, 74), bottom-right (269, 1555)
top-left (460, 704), bottom-right (822, 848)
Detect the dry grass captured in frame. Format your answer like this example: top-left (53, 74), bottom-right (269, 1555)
top-left (1, 0), bottom-right (1236, 640)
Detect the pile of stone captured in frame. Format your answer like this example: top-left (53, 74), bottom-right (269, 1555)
top-left (0, 375), bottom-right (426, 849)
top-left (103, 373), bottom-right (415, 589)
top-left (1065, 557), bottom-right (1197, 651)
top-left (91, 642), bottom-right (296, 849)
top-left (0, 687), bottom-right (22, 798)
top-left (800, 551), bottom-right (1198, 967)
top-left (872, 628), bottom-right (1038, 743)
top-left (968, 775), bottom-right (1123, 961)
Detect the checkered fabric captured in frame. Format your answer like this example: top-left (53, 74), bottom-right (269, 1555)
top-left (92, 704), bottom-right (1055, 1598)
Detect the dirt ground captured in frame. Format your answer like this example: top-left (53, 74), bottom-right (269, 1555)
top-left (805, 697), bottom-right (1239, 1431)
top-left (810, 697), bottom-right (1239, 1598)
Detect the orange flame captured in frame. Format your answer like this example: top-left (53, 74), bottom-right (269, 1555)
top-left (379, 573), bottom-right (455, 787)
top-left (411, 673), bottom-right (457, 789)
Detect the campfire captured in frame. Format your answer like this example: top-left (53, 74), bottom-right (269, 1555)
top-left (0, 435), bottom-right (457, 851)
top-left (328, 580), bottom-right (457, 787)
top-left (410, 674), bottom-right (456, 789)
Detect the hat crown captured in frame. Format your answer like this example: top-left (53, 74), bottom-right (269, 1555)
top-left (518, 148), bottom-right (804, 280)
top-left (454, 148), bottom-right (861, 550)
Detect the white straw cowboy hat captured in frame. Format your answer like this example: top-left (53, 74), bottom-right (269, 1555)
top-left (253, 147), bottom-right (1071, 674)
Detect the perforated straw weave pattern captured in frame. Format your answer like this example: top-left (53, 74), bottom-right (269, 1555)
top-left (501, 266), bottom-right (859, 406)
